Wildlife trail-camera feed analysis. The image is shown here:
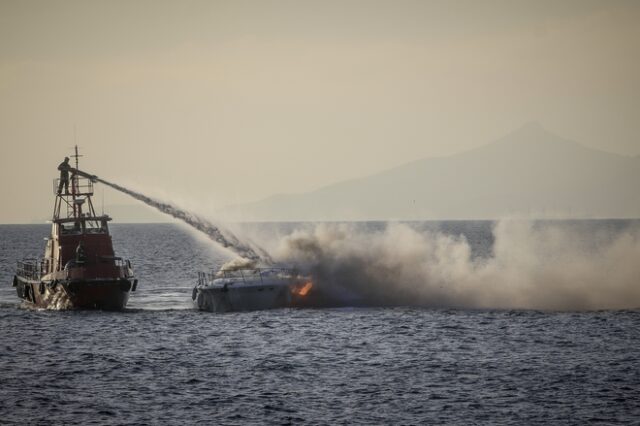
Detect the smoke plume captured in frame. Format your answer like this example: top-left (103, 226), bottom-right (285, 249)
top-left (275, 220), bottom-right (640, 311)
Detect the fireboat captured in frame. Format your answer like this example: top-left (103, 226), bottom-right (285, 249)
top-left (12, 147), bottom-right (137, 310)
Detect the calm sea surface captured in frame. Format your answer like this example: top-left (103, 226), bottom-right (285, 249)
top-left (1, 221), bottom-right (639, 425)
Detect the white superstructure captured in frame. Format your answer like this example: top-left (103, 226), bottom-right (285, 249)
top-left (193, 267), bottom-right (311, 313)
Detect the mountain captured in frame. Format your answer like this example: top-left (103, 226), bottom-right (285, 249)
top-left (220, 123), bottom-right (640, 221)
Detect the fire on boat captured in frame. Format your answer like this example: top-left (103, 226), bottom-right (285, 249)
top-left (192, 267), bottom-right (313, 313)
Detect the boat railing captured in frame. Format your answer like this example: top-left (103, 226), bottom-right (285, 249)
top-left (197, 267), bottom-right (298, 286)
top-left (16, 258), bottom-right (50, 281)
top-left (52, 176), bottom-right (94, 196)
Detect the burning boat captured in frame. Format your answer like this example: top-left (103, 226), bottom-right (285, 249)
top-left (12, 147), bottom-right (137, 310)
top-left (193, 267), bottom-right (312, 312)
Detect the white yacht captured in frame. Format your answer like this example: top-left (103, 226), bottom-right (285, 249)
top-left (193, 267), bottom-right (312, 312)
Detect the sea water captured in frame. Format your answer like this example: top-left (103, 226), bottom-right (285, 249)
top-left (0, 221), bottom-right (639, 424)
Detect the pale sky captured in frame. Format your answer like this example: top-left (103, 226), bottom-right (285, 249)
top-left (1, 0), bottom-right (639, 223)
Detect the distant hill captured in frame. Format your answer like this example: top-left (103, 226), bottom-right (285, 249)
top-left (219, 123), bottom-right (640, 221)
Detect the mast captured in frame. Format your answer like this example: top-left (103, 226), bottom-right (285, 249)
top-left (52, 146), bottom-right (99, 224)
top-left (71, 145), bottom-right (83, 210)
top-left (73, 145), bottom-right (80, 169)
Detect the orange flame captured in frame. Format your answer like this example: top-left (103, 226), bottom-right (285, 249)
top-left (292, 281), bottom-right (313, 297)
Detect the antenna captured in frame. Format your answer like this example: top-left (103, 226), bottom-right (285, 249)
top-left (71, 125), bottom-right (82, 169)
top-left (69, 144), bottom-right (83, 203)
top-left (71, 145), bottom-right (83, 169)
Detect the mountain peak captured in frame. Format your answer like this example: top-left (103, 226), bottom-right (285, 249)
top-left (222, 122), bottom-right (640, 220)
top-left (508, 121), bottom-right (556, 140)
top-left (456, 122), bottom-right (574, 161)
top-left (520, 121), bottom-right (545, 132)
top-left (487, 121), bottom-right (580, 154)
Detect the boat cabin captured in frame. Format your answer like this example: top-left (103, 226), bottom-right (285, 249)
top-left (45, 174), bottom-right (123, 275)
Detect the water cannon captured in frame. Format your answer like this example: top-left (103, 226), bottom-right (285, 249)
top-left (71, 168), bottom-right (98, 183)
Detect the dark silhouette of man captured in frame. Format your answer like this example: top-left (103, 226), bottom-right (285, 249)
top-left (57, 157), bottom-right (71, 194)
top-left (75, 241), bottom-right (87, 264)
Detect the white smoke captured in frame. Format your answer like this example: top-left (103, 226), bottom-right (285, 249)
top-left (274, 220), bottom-right (640, 311)
top-left (220, 257), bottom-right (258, 271)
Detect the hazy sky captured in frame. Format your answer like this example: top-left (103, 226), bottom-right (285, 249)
top-left (1, 0), bottom-right (639, 223)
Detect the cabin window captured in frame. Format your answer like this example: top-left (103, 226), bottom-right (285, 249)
top-left (85, 220), bottom-right (108, 234)
top-left (60, 222), bottom-right (81, 235)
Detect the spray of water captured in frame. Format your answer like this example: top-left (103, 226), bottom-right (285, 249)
top-left (95, 177), bottom-right (271, 264)
top-left (274, 220), bottom-right (640, 311)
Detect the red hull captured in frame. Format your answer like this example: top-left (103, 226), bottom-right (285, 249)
top-left (14, 276), bottom-right (134, 311)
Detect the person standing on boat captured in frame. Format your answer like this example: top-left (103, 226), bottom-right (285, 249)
top-left (75, 241), bottom-right (87, 264)
top-left (57, 157), bottom-right (71, 194)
